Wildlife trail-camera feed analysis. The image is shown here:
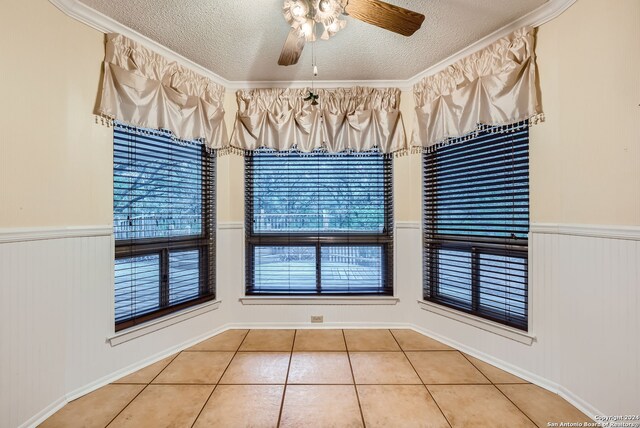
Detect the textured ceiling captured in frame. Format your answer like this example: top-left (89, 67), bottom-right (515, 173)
top-left (79, 0), bottom-right (547, 82)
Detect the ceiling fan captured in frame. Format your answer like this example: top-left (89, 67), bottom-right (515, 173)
top-left (278, 0), bottom-right (425, 66)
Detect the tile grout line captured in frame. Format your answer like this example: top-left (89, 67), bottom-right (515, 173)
top-left (388, 329), bottom-right (453, 428)
top-left (343, 329), bottom-right (367, 428)
top-left (190, 330), bottom-right (251, 428)
top-left (111, 382), bottom-right (516, 386)
top-left (458, 352), bottom-right (493, 384)
top-left (493, 386), bottom-right (539, 428)
top-left (459, 352), bottom-right (538, 427)
top-left (276, 329), bottom-right (297, 428)
top-left (105, 351), bottom-right (181, 427)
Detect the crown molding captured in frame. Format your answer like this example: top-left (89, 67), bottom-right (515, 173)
top-left (229, 79), bottom-right (413, 91)
top-left (48, 0), bottom-right (233, 88)
top-left (49, 0), bottom-right (576, 91)
top-left (405, 0), bottom-right (577, 87)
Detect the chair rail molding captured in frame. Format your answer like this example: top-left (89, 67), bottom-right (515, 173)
top-left (49, 0), bottom-right (576, 90)
top-left (0, 225), bottom-right (112, 244)
top-left (530, 222), bottom-right (640, 241)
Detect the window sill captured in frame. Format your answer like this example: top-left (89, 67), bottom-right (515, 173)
top-left (240, 296), bottom-right (399, 306)
top-left (108, 300), bottom-right (222, 347)
top-left (417, 300), bottom-right (536, 345)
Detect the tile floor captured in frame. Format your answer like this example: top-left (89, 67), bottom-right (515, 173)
top-left (40, 329), bottom-right (592, 427)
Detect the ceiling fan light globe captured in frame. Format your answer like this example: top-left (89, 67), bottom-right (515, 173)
top-left (326, 19), bottom-right (343, 33)
top-left (318, 0), bottom-right (332, 13)
top-left (300, 19), bottom-right (316, 41)
top-left (286, 0), bottom-right (310, 22)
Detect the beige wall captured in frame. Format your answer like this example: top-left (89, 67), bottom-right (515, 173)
top-left (0, 0), bottom-right (113, 228)
top-left (392, 0), bottom-right (640, 226)
top-left (529, 0), bottom-right (640, 226)
top-left (2, 0), bottom-right (638, 229)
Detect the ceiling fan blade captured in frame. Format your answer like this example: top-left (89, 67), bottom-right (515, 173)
top-left (278, 28), bottom-right (306, 66)
top-left (344, 0), bottom-right (425, 36)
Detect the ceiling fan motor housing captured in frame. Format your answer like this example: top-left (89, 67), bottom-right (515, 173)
top-left (283, 0), bottom-right (347, 41)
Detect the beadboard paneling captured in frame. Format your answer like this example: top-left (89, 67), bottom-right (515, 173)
top-left (215, 224), bottom-right (422, 327)
top-left (0, 230), bottom-right (231, 428)
top-left (411, 227), bottom-right (640, 417)
top-left (2, 224), bottom-right (639, 426)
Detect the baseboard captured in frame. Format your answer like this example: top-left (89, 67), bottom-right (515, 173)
top-left (24, 321), bottom-right (603, 427)
top-left (23, 323), bottom-right (234, 428)
top-left (224, 321), bottom-right (414, 330)
top-left (556, 385), bottom-right (602, 421)
top-left (18, 396), bottom-right (68, 428)
top-left (65, 324), bottom-right (233, 402)
top-left (407, 324), bottom-right (602, 421)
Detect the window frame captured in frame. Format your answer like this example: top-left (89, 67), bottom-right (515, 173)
top-left (422, 125), bottom-right (529, 331)
top-left (113, 125), bottom-right (216, 332)
top-left (244, 149), bottom-right (394, 296)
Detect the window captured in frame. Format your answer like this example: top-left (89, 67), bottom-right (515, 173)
top-left (245, 149), bottom-right (393, 295)
top-left (422, 122), bottom-right (529, 330)
top-left (113, 124), bottom-right (216, 331)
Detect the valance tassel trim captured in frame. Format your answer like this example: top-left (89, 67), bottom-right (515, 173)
top-left (221, 145), bottom-right (409, 159)
top-left (410, 115), bottom-right (541, 154)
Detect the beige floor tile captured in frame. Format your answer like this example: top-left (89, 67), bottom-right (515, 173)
top-left (152, 351), bottom-right (234, 384)
top-left (40, 384), bottom-right (144, 428)
top-left (288, 352), bottom-right (353, 384)
top-left (429, 384), bottom-right (535, 428)
top-left (219, 352), bottom-right (290, 384)
top-left (193, 385), bottom-right (284, 428)
top-left (108, 384), bottom-right (213, 428)
top-left (406, 351), bottom-right (490, 384)
top-left (187, 329), bottom-right (249, 351)
top-left (293, 329), bottom-right (346, 351)
top-left (113, 355), bottom-right (177, 384)
top-left (358, 385), bottom-right (450, 428)
top-left (280, 385), bottom-right (363, 428)
top-left (391, 329), bottom-right (453, 351)
top-left (239, 329), bottom-right (295, 351)
top-left (350, 352), bottom-right (422, 384)
top-left (464, 354), bottom-right (528, 384)
top-left (343, 329), bottom-right (400, 351)
top-left (497, 384), bottom-right (592, 427)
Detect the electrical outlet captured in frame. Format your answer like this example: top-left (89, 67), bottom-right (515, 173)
top-left (310, 315), bottom-right (324, 323)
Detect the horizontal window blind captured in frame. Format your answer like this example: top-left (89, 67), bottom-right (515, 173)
top-left (246, 149), bottom-right (393, 295)
top-left (113, 124), bottom-right (215, 331)
top-left (423, 123), bottom-right (529, 330)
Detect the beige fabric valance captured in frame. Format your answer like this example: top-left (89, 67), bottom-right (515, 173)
top-left (231, 87), bottom-right (407, 154)
top-left (97, 33), bottom-right (228, 149)
top-left (412, 27), bottom-right (544, 149)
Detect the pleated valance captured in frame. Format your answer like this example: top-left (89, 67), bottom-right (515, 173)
top-left (97, 33), bottom-right (228, 149)
top-left (231, 87), bottom-right (407, 154)
top-left (412, 26), bottom-right (544, 149)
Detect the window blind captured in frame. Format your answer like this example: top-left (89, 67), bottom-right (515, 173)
top-left (245, 149), bottom-right (393, 295)
top-left (423, 123), bottom-right (529, 330)
top-left (113, 123), bottom-right (216, 331)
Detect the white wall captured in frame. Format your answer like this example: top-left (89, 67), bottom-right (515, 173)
top-left (0, 231), bottom-right (233, 428)
top-left (409, 226), bottom-right (640, 416)
top-left (407, 0), bottom-right (640, 415)
top-left (1, 0), bottom-right (639, 426)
